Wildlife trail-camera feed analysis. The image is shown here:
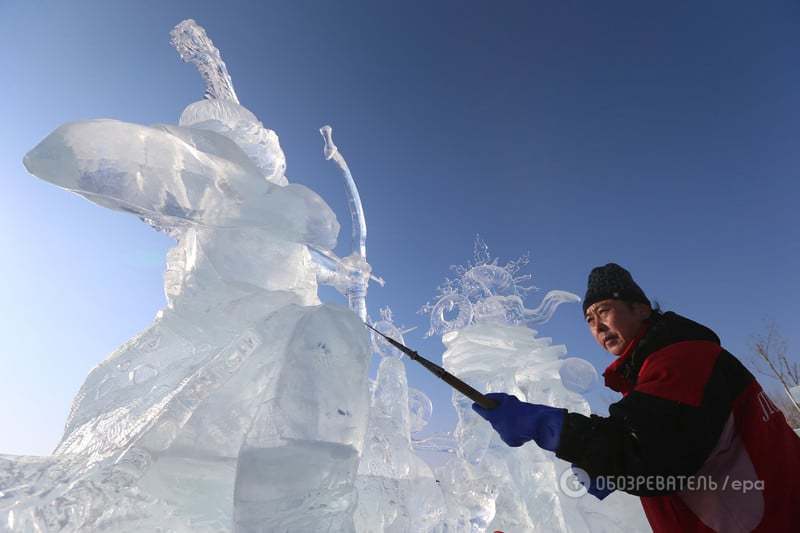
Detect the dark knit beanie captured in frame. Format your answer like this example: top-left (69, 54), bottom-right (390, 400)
top-left (583, 263), bottom-right (650, 313)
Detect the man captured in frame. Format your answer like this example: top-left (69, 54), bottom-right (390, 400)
top-left (473, 263), bottom-right (800, 532)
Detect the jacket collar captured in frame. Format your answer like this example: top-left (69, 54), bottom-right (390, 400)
top-left (601, 311), bottom-right (720, 394)
top-left (602, 323), bottom-right (649, 394)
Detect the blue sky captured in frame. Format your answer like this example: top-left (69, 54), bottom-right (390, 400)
top-left (1, 1), bottom-right (797, 456)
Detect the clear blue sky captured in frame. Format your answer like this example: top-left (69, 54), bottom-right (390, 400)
top-left (1, 1), bottom-right (797, 456)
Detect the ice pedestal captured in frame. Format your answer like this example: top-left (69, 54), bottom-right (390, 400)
top-left (234, 441), bottom-right (360, 532)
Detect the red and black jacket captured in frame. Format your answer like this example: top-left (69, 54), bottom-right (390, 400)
top-left (555, 311), bottom-right (800, 532)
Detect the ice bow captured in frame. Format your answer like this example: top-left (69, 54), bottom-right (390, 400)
top-left (319, 125), bottom-right (382, 321)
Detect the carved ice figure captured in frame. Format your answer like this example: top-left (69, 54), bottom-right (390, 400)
top-left (4, 19), bottom-right (376, 532)
top-left (354, 308), bottom-right (445, 532)
top-left (423, 238), bottom-right (648, 532)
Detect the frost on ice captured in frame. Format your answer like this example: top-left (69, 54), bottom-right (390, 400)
top-left (4, 18), bottom-right (650, 533)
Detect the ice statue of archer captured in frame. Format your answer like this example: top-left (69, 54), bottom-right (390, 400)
top-left (12, 19), bottom-right (378, 532)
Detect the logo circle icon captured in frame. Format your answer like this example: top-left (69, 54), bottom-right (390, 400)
top-left (559, 466), bottom-right (589, 498)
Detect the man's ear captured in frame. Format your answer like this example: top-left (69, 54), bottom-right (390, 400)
top-left (633, 302), bottom-right (652, 321)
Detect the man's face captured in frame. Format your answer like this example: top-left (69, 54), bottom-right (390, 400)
top-left (585, 299), bottom-right (651, 356)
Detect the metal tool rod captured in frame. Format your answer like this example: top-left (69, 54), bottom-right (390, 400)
top-left (365, 323), bottom-right (498, 409)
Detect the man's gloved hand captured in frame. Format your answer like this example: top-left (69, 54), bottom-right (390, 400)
top-left (471, 392), bottom-right (566, 451)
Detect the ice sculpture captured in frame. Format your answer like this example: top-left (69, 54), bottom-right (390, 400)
top-left (354, 308), bottom-right (445, 531)
top-left (368, 307), bottom-right (416, 360)
top-left (354, 356), bottom-right (446, 532)
top-left (3, 19), bottom-right (378, 532)
top-left (423, 238), bottom-right (650, 532)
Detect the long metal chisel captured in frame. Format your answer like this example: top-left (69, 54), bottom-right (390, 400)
top-left (365, 323), bottom-right (498, 409)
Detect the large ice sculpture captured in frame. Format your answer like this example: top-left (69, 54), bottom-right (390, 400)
top-left (423, 238), bottom-right (650, 532)
top-left (3, 19), bottom-right (377, 532)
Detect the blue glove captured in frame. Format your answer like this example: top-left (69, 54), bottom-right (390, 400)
top-left (572, 465), bottom-right (615, 500)
top-left (471, 392), bottom-right (566, 451)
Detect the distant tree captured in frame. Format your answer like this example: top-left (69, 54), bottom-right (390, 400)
top-left (770, 388), bottom-right (800, 429)
top-left (748, 320), bottom-right (800, 425)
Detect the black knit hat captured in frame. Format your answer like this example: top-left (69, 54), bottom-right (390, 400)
top-left (583, 263), bottom-right (650, 313)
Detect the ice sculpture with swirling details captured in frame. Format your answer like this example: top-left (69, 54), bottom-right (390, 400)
top-left (421, 238), bottom-right (580, 337)
top-left (4, 19), bottom-right (378, 532)
top-left (424, 238), bottom-right (650, 532)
